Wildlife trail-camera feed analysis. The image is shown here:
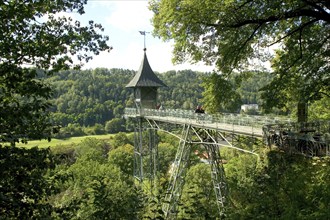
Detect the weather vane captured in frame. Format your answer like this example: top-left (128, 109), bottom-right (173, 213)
top-left (139, 31), bottom-right (150, 50)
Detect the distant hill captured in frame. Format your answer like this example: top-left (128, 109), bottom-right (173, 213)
top-left (43, 68), bottom-right (276, 128)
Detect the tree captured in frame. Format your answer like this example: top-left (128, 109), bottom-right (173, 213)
top-left (0, 147), bottom-right (58, 219)
top-left (74, 137), bottom-right (109, 161)
top-left (0, 0), bottom-right (111, 145)
top-left (105, 118), bottom-right (126, 134)
top-left (201, 73), bottom-right (242, 113)
top-left (150, 0), bottom-right (329, 119)
top-left (111, 132), bottom-right (132, 149)
top-left (157, 142), bottom-right (177, 175)
top-left (108, 144), bottom-right (134, 176)
top-left (178, 163), bottom-right (219, 219)
top-left (58, 156), bottom-right (141, 219)
top-left (308, 96), bottom-right (330, 120)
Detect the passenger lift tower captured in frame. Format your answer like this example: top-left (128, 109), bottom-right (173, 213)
top-left (126, 46), bottom-right (167, 185)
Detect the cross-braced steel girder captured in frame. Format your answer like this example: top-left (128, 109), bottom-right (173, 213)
top-left (193, 128), bottom-right (229, 218)
top-left (161, 123), bottom-right (238, 219)
top-left (134, 117), bottom-right (259, 219)
top-left (163, 124), bottom-right (192, 219)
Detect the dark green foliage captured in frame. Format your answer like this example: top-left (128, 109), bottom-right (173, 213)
top-left (158, 131), bottom-right (180, 147)
top-left (105, 118), bottom-right (126, 134)
top-left (150, 0), bottom-right (329, 120)
top-left (2, 134), bottom-right (330, 219)
top-left (158, 70), bottom-right (205, 109)
top-left (142, 194), bottom-right (165, 220)
top-left (74, 137), bottom-right (110, 161)
top-left (308, 97), bottom-right (330, 120)
top-left (202, 73), bottom-right (242, 113)
top-left (178, 163), bottom-right (219, 219)
top-left (61, 161), bottom-right (140, 219)
top-left (55, 123), bottom-right (85, 139)
top-left (45, 67), bottom-right (328, 127)
top-left (47, 68), bottom-right (133, 127)
top-left (158, 142), bottom-right (177, 175)
top-left (0, 0), bottom-right (110, 145)
top-left (47, 69), bottom-right (206, 129)
top-left (53, 123), bottom-right (111, 139)
top-left (225, 149), bottom-right (330, 219)
top-left (0, 147), bottom-right (56, 219)
top-left (53, 138), bottom-right (142, 219)
top-left (238, 71), bottom-right (273, 106)
top-left (0, 67), bottom-right (53, 145)
top-left (90, 123), bottom-right (106, 135)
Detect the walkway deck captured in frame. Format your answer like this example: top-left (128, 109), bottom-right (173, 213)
top-left (125, 108), bottom-right (292, 138)
top-left (144, 115), bottom-right (263, 137)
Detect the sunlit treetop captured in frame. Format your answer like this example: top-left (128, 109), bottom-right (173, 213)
top-left (150, 0), bottom-right (329, 112)
top-left (0, 0), bottom-right (112, 145)
top-left (0, 0), bottom-right (111, 72)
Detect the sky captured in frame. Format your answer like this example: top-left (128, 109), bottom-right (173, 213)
top-left (68, 0), bottom-right (214, 73)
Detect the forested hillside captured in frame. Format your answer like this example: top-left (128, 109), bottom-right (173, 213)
top-left (3, 67), bottom-right (329, 219)
top-left (158, 69), bottom-right (205, 109)
top-left (40, 67), bottom-right (329, 139)
top-left (45, 68), bottom-right (133, 127)
top-left (44, 68), bottom-right (274, 128)
top-left (45, 68), bottom-right (209, 126)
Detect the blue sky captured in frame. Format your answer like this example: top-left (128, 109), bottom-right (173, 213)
top-left (69, 0), bottom-right (214, 73)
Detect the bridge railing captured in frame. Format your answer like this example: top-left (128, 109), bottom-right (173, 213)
top-left (124, 107), bottom-right (291, 128)
top-left (125, 107), bottom-right (330, 156)
top-left (262, 120), bottom-right (330, 156)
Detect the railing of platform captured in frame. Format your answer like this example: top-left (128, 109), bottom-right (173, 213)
top-left (262, 120), bottom-right (330, 156)
top-left (125, 108), bottom-right (330, 156)
top-left (124, 107), bottom-right (292, 128)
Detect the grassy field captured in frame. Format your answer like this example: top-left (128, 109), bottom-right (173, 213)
top-left (16, 134), bottom-right (113, 149)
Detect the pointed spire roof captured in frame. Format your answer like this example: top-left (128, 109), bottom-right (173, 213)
top-left (126, 49), bottom-right (167, 88)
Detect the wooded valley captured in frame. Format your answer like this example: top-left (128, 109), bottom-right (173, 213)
top-left (1, 0), bottom-right (329, 219)
top-left (1, 68), bottom-right (329, 219)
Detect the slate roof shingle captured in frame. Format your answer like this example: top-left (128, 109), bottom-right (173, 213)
top-left (126, 49), bottom-right (167, 88)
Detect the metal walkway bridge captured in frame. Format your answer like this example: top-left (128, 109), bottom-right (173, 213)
top-left (124, 107), bottom-right (330, 219)
top-left (125, 107), bottom-right (291, 137)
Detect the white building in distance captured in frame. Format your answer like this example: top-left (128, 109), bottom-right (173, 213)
top-left (241, 104), bottom-right (259, 112)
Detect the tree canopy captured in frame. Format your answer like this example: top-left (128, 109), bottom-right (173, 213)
top-left (150, 0), bottom-right (330, 115)
top-left (0, 0), bottom-right (111, 145)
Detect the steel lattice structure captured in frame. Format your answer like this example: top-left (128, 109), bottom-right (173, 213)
top-left (126, 108), bottom-right (330, 219)
top-left (127, 108), bottom-right (261, 219)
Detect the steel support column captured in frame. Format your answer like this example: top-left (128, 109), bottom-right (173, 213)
top-left (163, 124), bottom-right (192, 219)
top-left (133, 117), bottom-right (144, 182)
top-left (148, 128), bottom-right (159, 191)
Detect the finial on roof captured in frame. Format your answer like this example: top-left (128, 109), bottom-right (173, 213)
top-left (139, 31), bottom-right (150, 51)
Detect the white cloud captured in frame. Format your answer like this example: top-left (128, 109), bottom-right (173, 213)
top-left (105, 1), bottom-right (152, 32)
top-left (80, 1), bottom-right (215, 73)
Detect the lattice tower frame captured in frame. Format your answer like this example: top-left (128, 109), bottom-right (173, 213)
top-left (132, 116), bottom-right (259, 219)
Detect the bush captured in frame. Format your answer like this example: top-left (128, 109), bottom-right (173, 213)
top-left (105, 118), bottom-right (126, 134)
top-left (111, 132), bottom-right (132, 149)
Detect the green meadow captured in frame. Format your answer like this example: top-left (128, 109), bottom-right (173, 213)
top-left (16, 134), bottom-right (113, 149)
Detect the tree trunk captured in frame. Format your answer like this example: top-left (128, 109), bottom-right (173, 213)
top-left (297, 102), bottom-right (308, 123)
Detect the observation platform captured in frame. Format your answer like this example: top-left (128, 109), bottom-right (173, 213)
top-left (125, 108), bottom-right (292, 138)
top-left (125, 107), bottom-right (330, 157)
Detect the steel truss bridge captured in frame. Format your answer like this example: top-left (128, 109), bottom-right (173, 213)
top-left (124, 107), bottom-right (330, 219)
